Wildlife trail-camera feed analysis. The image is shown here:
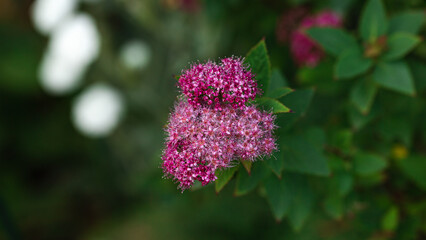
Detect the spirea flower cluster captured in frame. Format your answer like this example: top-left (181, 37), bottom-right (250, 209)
top-left (178, 57), bottom-right (258, 110)
top-left (162, 57), bottom-right (277, 191)
top-left (277, 10), bottom-right (342, 67)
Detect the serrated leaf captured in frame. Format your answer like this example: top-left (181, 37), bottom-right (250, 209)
top-left (306, 27), bottom-right (358, 57)
top-left (382, 206), bottom-right (399, 231)
top-left (359, 0), bottom-right (388, 43)
top-left (245, 40), bottom-right (271, 94)
top-left (215, 166), bottom-right (239, 193)
top-left (350, 77), bottom-right (378, 114)
top-left (354, 152), bottom-right (387, 176)
top-left (335, 47), bottom-right (373, 79)
top-left (256, 97), bottom-right (291, 113)
top-left (373, 61), bottom-right (416, 96)
top-left (398, 156), bottom-right (426, 190)
top-left (388, 11), bottom-right (425, 35)
top-left (264, 174), bottom-right (290, 221)
top-left (382, 33), bottom-right (421, 61)
top-left (235, 162), bottom-right (269, 196)
top-left (282, 135), bottom-right (330, 176)
top-left (265, 150), bottom-right (284, 178)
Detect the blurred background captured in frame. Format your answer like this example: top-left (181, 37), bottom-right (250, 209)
top-left (0, 0), bottom-right (425, 239)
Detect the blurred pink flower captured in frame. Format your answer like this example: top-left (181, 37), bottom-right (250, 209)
top-left (162, 99), bottom-right (277, 191)
top-left (276, 6), bottom-right (310, 44)
top-left (290, 10), bottom-right (343, 67)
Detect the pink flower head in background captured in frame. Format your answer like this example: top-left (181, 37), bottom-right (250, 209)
top-left (276, 6), bottom-right (310, 44)
top-left (162, 98), bottom-right (277, 191)
top-left (289, 10), bottom-right (343, 67)
top-left (178, 57), bottom-right (258, 110)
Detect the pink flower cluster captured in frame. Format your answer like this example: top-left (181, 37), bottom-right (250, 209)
top-left (178, 57), bottom-right (258, 110)
top-left (162, 99), bottom-right (277, 190)
top-left (277, 10), bottom-right (343, 67)
top-left (162, 58), bottom-right (277, 190)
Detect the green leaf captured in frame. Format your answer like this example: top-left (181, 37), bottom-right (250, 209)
top-left (335, 171), bottom-right (354, 197)
top-left (329, 0), bottom-right (355, 13)
top-left (277, 88), bottom-right (314, 131)
top-left (382, 33), bottom-right (421, 61)
top-left (350, 77), bottom-right (378, 114)
top-left (324, 193), bottom-right (344, 220)
top-left (348, 105), bottom-right (378, 130)
top-left (241, 160), bottom-right (252, 174)
top-left (373, 61), bottom-right (416, 96)
top-left (264, 175), bottom-right (290, 221)
top-left (298, 60), bottom-right (333, 85)
top-left (398, 156), bottom-right (426, 190)
top-left (267, 69), bottom-right (288, 93)
top-left (359, 0), bottom-right (388, 43)
top-left (256, 97), bottom-right (291, 113)
top-left (235, 162), bottom-right (269, 196)
top-left (335, 47), bottom-right (373, 79)
top-left (285, 173), bottom-right (314, 231)
top-left (245, 40), bottom-right (271, 94)
top-left (354, 152), bottom-right (387, 176)
top-left (306, 27), bottom-right (358, 57)
top-left (282, 135), bottom-right (330, 176)
top-left (388, 11), bottom-right (425, 35)
top-left (215, 166), bottom-right (239, 193)
top-left (267, 87), bottom-right (294, 99)
top-left (265, 150), bottom-right (284, 178)
top-left (382, 206), bottom-right (399, 231)
top-left (190, 181), bottom-right (203, 191)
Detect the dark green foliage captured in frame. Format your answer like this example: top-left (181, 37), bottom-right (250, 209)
top-left (245, 40), bottom-right (271, 94)
top-left (359, 0), bottom-right (388, 42)
top-left (2, 0), bottom-right (425, 239)
top-left (335, 46), bottom-right (373, 79)
top-left (306, 28), bottom-right (357, 57)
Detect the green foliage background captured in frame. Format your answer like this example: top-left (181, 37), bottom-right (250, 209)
top-left (0, 0), bottom-right (425, 239)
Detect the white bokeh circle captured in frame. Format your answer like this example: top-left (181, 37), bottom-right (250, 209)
top-left (72, 83), bottom-right (124, 138)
